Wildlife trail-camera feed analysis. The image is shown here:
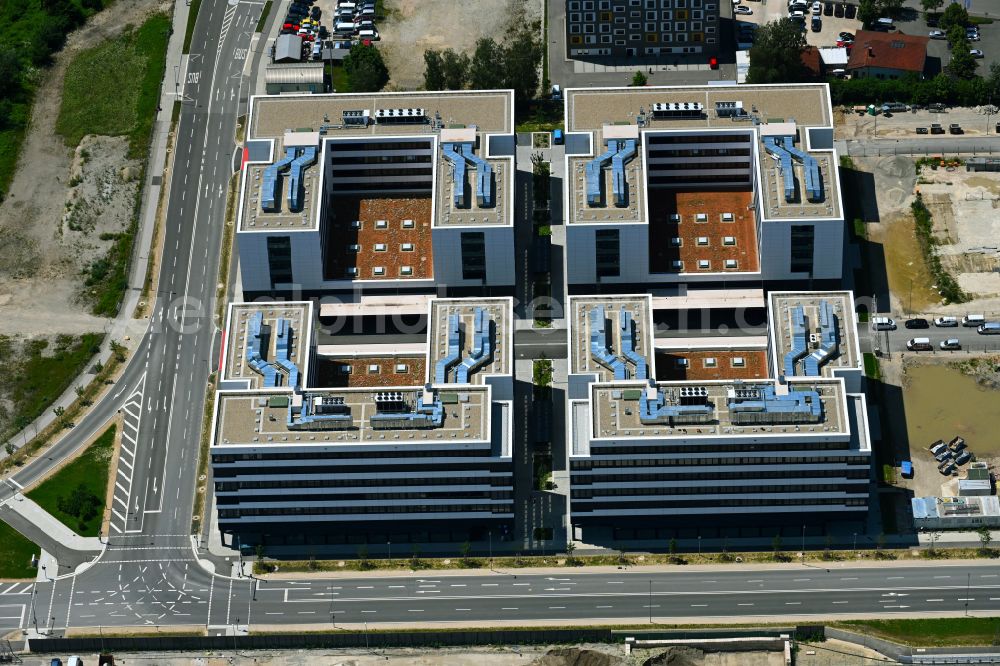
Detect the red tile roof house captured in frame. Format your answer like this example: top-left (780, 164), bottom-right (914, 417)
top-left (847, 30), bottom-right (929, 80)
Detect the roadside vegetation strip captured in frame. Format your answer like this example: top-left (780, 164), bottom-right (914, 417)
top-left (840, 618), bottom-right (1000, 649)
top-left (183, 0), bottom-right (204, 54)
top-left (190, 373), bottom-right (216, 533)
top-left (910, 194), bottom-right (967, 305)
top-left (0, 333), bottom-right (104, 444)
top-left (0, 520), bottom-right (41, 579)
top-left (256, 543), bottom-right (1000, 574)
top-left (0, 344), bottom-right (126, 476)
top-left (863, 353), bottom-right (881, 381)
top-left (256, 0), bottom-right (273, 32)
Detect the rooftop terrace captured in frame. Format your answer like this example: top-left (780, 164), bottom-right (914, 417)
top-left (251, 91), bottom-right (513, 141)
top-left (215, 385), bottom-right (491, 446)
top-left (769, 291), bottom-right (859, 381)
top-left (427, 299), bottom-right (511, 385)
top-left (313, 355), bottom-right (427, 388)
top-left (570, 296), bottom-right (653, 381)
top-left (589, 379), bottom-right (848, 440)
top-left (225, 303), bottom-right (311, 389)
top-left (758, 142), bottom-right (840, 220)
top-left (565, 85), bottom-right (831, 134)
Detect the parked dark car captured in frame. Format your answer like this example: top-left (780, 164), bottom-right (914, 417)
top-left (834, 2), bottom-right (844, 17)
top-left (955, 450), bottom-right (972, 466)
top-left (905, 318), bottom-right (929, 329)
top-left (916, 127), bottom-right (929, 134)
top-left (844, 3), bottom-right (856, 18)
top-left (824, 1), bottom-right (833, 15)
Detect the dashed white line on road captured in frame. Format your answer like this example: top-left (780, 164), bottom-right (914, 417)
top-left (690, 604), bottom-right (707, 607)
top-left (785, 602), bottom-right (801, 605)
top-left (549, 606), bottom-right (566, 610)
top-left (926, 599), bottom-right (944, 602)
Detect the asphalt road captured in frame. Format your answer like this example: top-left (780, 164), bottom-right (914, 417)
top-left (837, 136), bottom-right (1000, 157)
top-left (0, 0), bottom-right (269, 638)
top-left (25, 562), bottom-right (1000, 630)
top-left (863, 321), bottom-right (1000, 355)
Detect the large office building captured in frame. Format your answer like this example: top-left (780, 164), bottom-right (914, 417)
top-left (561, 84), bottom-right (843, 293)
top-left (566, 291), bottom-right (871, 540)
top-left (565, 0), bottom-right (722, 59)
top-left (237, 90), bottom-right (517, 296)
top-left (210, 298), bottom-right (514, 544)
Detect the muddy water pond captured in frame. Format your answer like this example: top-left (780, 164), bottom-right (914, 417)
top-left (904, 363), bottom-right (1000, 456)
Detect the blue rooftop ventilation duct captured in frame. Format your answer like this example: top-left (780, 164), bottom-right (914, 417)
top-left (618, 306), bottom-right (648, 381)
top-left (441, 143), bottom-right (467, 207)
top-left (611, 139), bottom-right (637, 207)
top-left (585, 140), bottom-right (620, 206)
top-left (261, 148), bottom-right (298, 212)
top-left (460, 143), bottom-right (494, 208)
top-left (762, 136), bottom-right (795, 203)
top-left (455, 307), bottom-right (493, 384)
top-left (589, 305), bottom-right (627, 380)
top-left (803, 300), bottom-right (838, 376)
top-left (369, 389), bottom-right (444, 430)
top-left (287, 146), bottom-right (317, 212)
top-left (288, 394), bottom-right (353, 430)
top-left (782, 305), bottom-right (809, 378)
top-left (245, 312), bottom-right (279, 387)
top-left (639, 383), bottom-right (715, 426)
top-left (781, 137), bottom-right (824, 203)
top-left (434, 312), bottom-right (462, 383)
top-left (727, 384), bottom-right (823, 425)
top-left (441, 142), bottom-right (494, 208)
top-left (272, 317), bottom-right (301, 389)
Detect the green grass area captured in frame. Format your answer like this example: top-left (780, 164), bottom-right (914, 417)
top-left (330, 63), bottom-right (350, 92)
top-left (851, 218), bottom-right (867, 240)
top-left (0, 124), bottom-right (27, 204)
top-left (57, 13), bottom-right (171, 157)
top-left (183, 0), bottom-right (203, 53)
top-left (0, 521), bottom-right (40, 579)
top-left (863, 352), bottom-right (881, 380)
top-left (27, 425), bottom-right (116, 537)
top-left (1, 333), bottom-right (103, 441)
top-left (516, 100), bottom-right (563, 133)
top-left (880, 463), bottom-right (897, 485)
top-left (256, 0), bottom-right (272, 32)
top-left (841, 618), bottom-right (1000, 648)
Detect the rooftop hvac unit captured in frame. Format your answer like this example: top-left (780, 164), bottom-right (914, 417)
top-left (651, 102), bottom-right (704, 119)
top-left (375, 391), bottom-right (408, 412)
top-left (342, 109), bottom-right (371, 127)
top-left (715, 100), bottom-right (745, 117)
top-left (670, 213), bottom-right (681, 222)
top-left (346, 267), bottom-right (358, 276)
top-left (722, 212), bottom-right (735, 222)
top-left (351, 220), bottom-right (362, 229)
top-left (731, 387), bottom-right (763, 401)
top-left (679, 385), bottom-right (709, 405)
top-left (374, 108), bottom-right (427, 124)
top-left (695, 213), bottom-right (708, 222)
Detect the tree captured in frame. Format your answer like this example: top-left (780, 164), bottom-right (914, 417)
top-left (57, 483), bottom-right (100, 523)
top-left (631, 70), bottom-right (648, 87)
top-left (948, 39), bottom-right (979, 80)
top-left (4, 442), bottom-right (15, 457)
top-left (857, 0), bottom-right (878, 28)
top-left (939, 2), bottom-right (969, 31)
top-left (502, 24), bottom-right (544, 106)
top-left (469, 38), bottom-right (505, 90)
top-left (979, 526), bottom-right (993, 554)
top-left (746, 18), bottom-right (808, 84)
top-left (344, 44), bottom-right (389, 92)
top-left (459, 540), bottom-right (473, 565)
top-left (877, 0), bottom-right (904, 18)
top-left (920, 0), bottom-right (944, 13)
top-left (0, 47), bottom-right (20, 92)
top-left (423, 50), bottom-right (445, 90)
top-left (772, 534), bottom-right (783, 554)
top-left (440, 49), bottom-right (470, 90)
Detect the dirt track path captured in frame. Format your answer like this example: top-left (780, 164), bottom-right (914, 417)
top-left (0, 0), bottom-right (168, 337)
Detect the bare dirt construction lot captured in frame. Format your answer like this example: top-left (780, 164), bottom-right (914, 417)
top-left (854, 155), bottom-right (1000, 315)
top-left (0, 0), bottom-right (166, 340)
top-left (377, 0), bottom-right (542, 90)
top-left (837, 105), bottom-right (998, 140)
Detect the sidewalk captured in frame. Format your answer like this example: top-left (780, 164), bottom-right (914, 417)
top-left (0, 0), bottom-right (191, 461)
top-left (4, 494), bottom-right (102, 553)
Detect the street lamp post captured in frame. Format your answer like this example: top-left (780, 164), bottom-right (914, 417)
top-left (489, 531), bottom-right (493, 570)
top-left (853, 532), bottom-right (858, 553)
top-left (698, 536), bottom-right (702, 556)
top-left (801, 525), bottom-right (806, 564)
top-left (387, 540), bottom-right (391, 565)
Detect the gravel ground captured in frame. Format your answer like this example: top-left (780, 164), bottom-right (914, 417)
top-left (377, 0), bottom-right (541, 90)
top-left (0, 0), bottom-right (168, 338)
